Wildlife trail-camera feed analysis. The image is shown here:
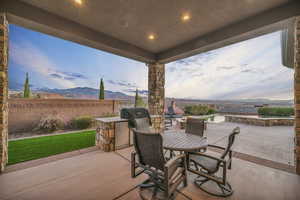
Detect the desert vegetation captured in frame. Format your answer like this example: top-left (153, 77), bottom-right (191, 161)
top-left (184, 104), bottom-right (216, 116)
top-left (258, 107), bottom-right (294, 117)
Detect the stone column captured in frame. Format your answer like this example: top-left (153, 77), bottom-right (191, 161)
top-left (148, 63), bottom-right (165, 132)
top-left (294, 16), bottom-right (300, 174)
top-left (0, 13), bottom-right (8, 173)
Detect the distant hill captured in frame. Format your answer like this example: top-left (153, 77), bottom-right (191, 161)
top-left (36, 87), bottom-right (132, 100)
top-left (9, 84), bottom-right (293, 107)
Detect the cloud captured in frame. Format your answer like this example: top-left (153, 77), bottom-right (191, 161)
top-left (10, 40), bottom-right (77, 88)
top-left (49, 73), bottom-right (63, 79)
top-left (107, 80), bottom-right (137, 88)
top-left (166, 31), bottom-right (294, 100)
top-left (49, 71), bottom-right (87, 81)
top-left (217, 66), bottom-right (237, 70)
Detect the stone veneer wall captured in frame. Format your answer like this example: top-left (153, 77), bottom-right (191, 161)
top-left (8, 99), bottom-right (120, 133)
top-left (225, 115), bottom-right (294, 126)
top-left (0, 13), bottom-right (8, 172)
top-left (148, 63), bottom-right (165, 132)
top-left (294, 16), bottom-right (300, 174)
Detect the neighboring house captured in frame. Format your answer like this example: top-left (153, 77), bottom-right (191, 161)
top-left (165, 101), bottom-right (184, 116)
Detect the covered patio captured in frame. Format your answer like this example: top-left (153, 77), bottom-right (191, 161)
top-left (1, 0), bottom-right (300, 199)
top-left (0, 147), bottom-right (299, 200)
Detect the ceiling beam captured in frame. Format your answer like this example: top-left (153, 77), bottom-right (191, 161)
top-left (157, 1), bottom-right (300, 64)
top-left (0, 0), bottom-right (156, 63)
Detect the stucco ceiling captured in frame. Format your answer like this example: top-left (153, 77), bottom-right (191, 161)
top-left (19, 0), bottom-right (290, 53)
top-left (1, 0), bottom-right (300, 63)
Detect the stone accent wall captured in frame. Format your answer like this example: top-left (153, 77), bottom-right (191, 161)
top-left (294, 17), bottom-right (300, 174)
top-left (225, 115), bottom-right (294, 126)
top-left (8, 99), bottom-right (121, 133)
top-left (96, 121), bottom-right (116, 152)
top-left (148, 63), bottom-right (165, 132)
top-left (95, 115), bottom-right (162, 152)
top-left (0, 13), bottom-right (8, 172)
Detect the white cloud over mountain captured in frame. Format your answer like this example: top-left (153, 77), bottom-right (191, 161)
top-left (9, 25), bottom-right (293, 100)
top-left (166, 31), bottom-right (294, 100)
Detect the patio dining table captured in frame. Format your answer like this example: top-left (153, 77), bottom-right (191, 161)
top-left (163, 131), bottom-right (208, 152)
top-left (162, 131), bottom-right (208, 175)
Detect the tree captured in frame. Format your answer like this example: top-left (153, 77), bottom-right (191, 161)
top-left (99, 78), bottom-right (105, 99)
top-left (23, 73), bottom-right (31, 98)
top-left (134, 89), bottom-right (146, 107)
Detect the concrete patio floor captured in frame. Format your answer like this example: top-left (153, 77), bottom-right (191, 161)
top-left (207, 122), bottom-right (294, 166)
top-left (1, 147), bottom-right (299, 200)
top-left (172, 122), bottom-right (294, 167)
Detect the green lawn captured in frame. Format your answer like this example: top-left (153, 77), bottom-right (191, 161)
top-left (8, 130), bottom-right (96, 165)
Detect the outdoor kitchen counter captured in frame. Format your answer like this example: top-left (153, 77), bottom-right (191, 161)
top-left (95, 115), bottom-right (161, 152)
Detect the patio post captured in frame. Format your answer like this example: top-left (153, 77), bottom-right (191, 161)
top-left (294, 16), bottom-right (300, 175)
top-left (0, 13), bottom-right (8, 173)
top-left (148, 63), bottom-right (165, 132)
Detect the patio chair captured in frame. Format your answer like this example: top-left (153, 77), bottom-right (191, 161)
top-left (120, 107), bottom-right (152, 131)
top-left (131, 129), bottom-right (188, 199)
top-left (187, 127), bottom-right (240, 197)
top-left (185, 117), bottom-right (205, 137)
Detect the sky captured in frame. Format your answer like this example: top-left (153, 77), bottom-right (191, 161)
top-left (9, 24), bottom-right (294, 100)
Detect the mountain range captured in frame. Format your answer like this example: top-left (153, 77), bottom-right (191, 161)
top-left (37, 87), bottom-right (132, 100)
top-left (9, 84), bottom-right (293, 106)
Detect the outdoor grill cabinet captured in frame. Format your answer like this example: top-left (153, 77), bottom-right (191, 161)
top-left (95, 108), bottom-right (160, 152)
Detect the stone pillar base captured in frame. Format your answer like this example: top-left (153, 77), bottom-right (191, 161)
top-left (96, 121), bottom-right (115, 152)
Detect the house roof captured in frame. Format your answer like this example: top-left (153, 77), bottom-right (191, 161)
top-left (1, 0), bottom-right (300, 63)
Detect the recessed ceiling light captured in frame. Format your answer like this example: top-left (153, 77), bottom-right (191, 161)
top-left (182, 13), bottom-right (191, 22)
top-left (148, 34), bottom-right (156, 40)
top-left (74, 0), bottom-right (82, 5)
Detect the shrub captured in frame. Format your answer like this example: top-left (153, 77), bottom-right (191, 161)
top-left (72, 116), bottom-right (94, 129)
top-left (184, 105), bottom-right (216, 116)
top-left (258, 107), bottom-right (294, 117)
top-left (207, 108), bottom-right (216, 115)
top-left (37, 115), bottom-right (64, 132)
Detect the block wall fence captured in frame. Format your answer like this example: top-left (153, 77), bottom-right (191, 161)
top-left (8, 99), bottom-right (122, 133)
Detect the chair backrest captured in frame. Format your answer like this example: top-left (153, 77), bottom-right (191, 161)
top-left (120, 107), bottom-right (152, 130)
top-left (220, 127), bottom-right (240, 159)
top-left (132, 129), bottom-right (165, 171)
top-left (185, 118), bottom-right (205, 137)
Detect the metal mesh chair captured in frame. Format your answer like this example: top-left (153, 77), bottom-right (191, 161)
top-left (188, 127), bottom-right (240, 197)
top-left (131, 129), bottom-right (188, 199)
top-left (120, 107), bottom-right (152, 131)
top-left (185, 118), bottom-right (205, 137)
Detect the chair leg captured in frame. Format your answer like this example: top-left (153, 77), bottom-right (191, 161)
top-left (139, 182), bottom-right (174, 200)
top-left (194, 176), bottom-right (233, 197)
top-left (183, 175), bottom-right (188, 187)
top-left (194, 176), bottom-right (209, 186)
top-left (139, 178), bottom-right (155, 188)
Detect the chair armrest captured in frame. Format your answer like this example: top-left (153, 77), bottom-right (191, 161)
top-left (208, 144), bottom-right (226, 151)
top-left (188, 151), bottom-right (225, 163)
top-left (164, 154), bottom-right (185, 169)
top-left (164, 154), bottom-right (187, 196)
top-left (208, 145), bottom-right (233, 164)
top-left (165, 154), bottom-right (186, 182)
